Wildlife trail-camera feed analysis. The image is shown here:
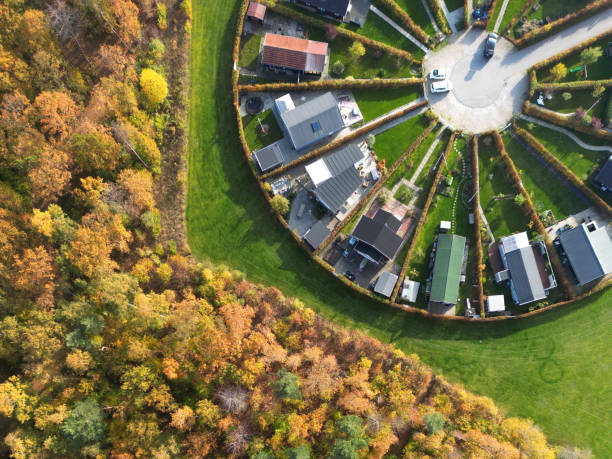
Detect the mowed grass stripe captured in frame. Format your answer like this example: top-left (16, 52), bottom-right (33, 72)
top-left (187, 1), bottom-right (612, 455)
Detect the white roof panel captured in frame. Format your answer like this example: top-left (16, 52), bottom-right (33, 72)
top-left (306, 159), bottom-right (332, 186)
top-left (274, 93), bottom-right (295, 115)
top-left (401, 279), bottom-right (420, 303)
top-left (487, 295), bottom-right (505, 312)
top-left (501, 231), bottom-right (530, 254)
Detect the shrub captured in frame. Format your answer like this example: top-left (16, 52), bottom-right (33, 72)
top-left (561, 92), bottom-right (572, 101)
top-left (332, 60), bottom-right (345, 75)
top-left (140, 68), bottom-right (168, 109)
top-left (148, 39), bottom-right (165, 61)
top-left (270, 195), bottom-right (290, 216)
top-left (157, 2), bottom-right (167, 30)
top-left (580, 46), bottom-right (603, 65)
top-left (549, 63), bottom-right (567, 82)
top-left (592, 84), bottom-right (605, 98)
top-left (365, 134), bottom-right (375, 149)
top-left (349, 41), bottom-right (366, 61)
top-left (377, 189), bottom-right (390, 204)
top-left (181, 0), bottom-right (192, 20)
top-left (424, 412), bottom-right (445, 436)
top-left (325, 23), bottom-right (337, 41)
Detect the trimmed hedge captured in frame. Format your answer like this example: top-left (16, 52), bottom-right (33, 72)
top-left (391, 132), bottom-right (456, 302)
top-left (232, 0), bottom-right (250, 64)
top-left (514, 0), bottom-right (612, 48)
top-left (473, 0), bottom-right (497, 29)
top-left (464, 0), bottom-right (471, 30)
top-left (373, 0), bottom-right (431, 47)
top-left (513, 123), bottom-right (612, 218)
top-left (528, 69), bottom-right (537, 97)
top-left (239, 77), bottom-right (424, 92)
top-left (259, 0), bottom-right (416, 63)
top-left (471, 136), bottom-right (485, 316)
top-left (425, 0), bottom-right (452, 35)
top-left (524, 101), bottom-right (612, 141)
top-left (534, 79), bottom-right (612, 93)
top-left (261, 100), bottom-right (429, 179)
top-left (500, 0), bottom-right (538, 37)
top-left (490, 130), bottom-right (574, 300)
top-left (530, 29), bottom-right (612, 72)
top-left (315, 121), bottom-right (437, 256)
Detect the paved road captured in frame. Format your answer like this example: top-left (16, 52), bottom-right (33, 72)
top-left (424, 8), bottom-right (612, 133)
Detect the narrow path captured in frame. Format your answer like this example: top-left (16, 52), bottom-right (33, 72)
top-left (492, 0), bottom-right (510, 33)
top-left (479, 203), bottom-right (495, 242)
top-left (437, 0), bottom-right (457, 33)
top-left (369, 5), bottom-right (429, 53)
top-left (408, 125), bottom-right (447, 186)
top-left (520, 114), bottom-right (612, 154)
top-left (421, 0), bottom-right (443, 35)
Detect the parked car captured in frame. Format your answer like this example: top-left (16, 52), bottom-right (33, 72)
top-left (431, 80), bottom-right (452, 93)
top-left (344, 271), bottom-right (356, 281)
top-left (429, 68), bottom-right (446, 80)
top-left (484, 33), bottom-right (499, 58)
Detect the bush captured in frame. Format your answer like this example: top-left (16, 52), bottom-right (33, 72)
top-left (270, 195), bottom-right (290, 216)
top-left (332, 60), bottom-right (345, 75)
top-left (549, 63), bottom-right (567, 82)
top-left (140, 68), bottom-right (168, 109)
top-left (349, 41), bottom-right (366, 61)
top-left (377, 189), bottom-right (390, 204)
top-left (424, 412), bottom-right (445, 436)
top-left (148, 39), bottom-right (165, 61)
top-left (181, 0), bottom-right (192, 20)
top-left (157, 2), bottom-right (167, 30)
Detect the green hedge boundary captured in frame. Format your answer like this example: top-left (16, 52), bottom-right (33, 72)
top-left (391, 132), bottom-right (456, 302)
top-left (471, 135), bottom-right (485, 316)
top-left (534, 79), bottom-right (612, 93)
top-left (512, 0), bottom-right (612, 48)
top-left (426, 0), bottom-right (452, 35)
top-left (238, 77), bottom-right (424, 92)
top-left (373, 0), bottom-right (432, 47)
top-left (260, 100), bottom-right (428, 180)
top-left (490, 130), bottom-right (574, 300)
top-left (513, 122), bottom-right (612, 218)
top-left (259, 0), bottom-right (417, 63)
top-left (314, 120), bottom-right (437, 256)
top-left (524, 101), bottom-right (612, 141)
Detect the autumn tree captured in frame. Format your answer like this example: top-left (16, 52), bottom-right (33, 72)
top-left (270, 195), bottom-right (289, 216)
top-left (579, 46), bottom-right (603, 65)
top-left (548, 62), bottom-right (567, 82)
top-left (33, 91), bottom-right (80, 141)
top-left (109, 0), bottom-right (142, 46)
top-left (68, 130), bottom-right (123, 175)
top-left (348, 41), bottom-right (366, 61)
top-left (28, 146), bottom-right (71, 206)
top-left (139, 68), bottom-right (168, 109)
top-left (17, 9), bottom-right (57, 57)
top-left (95, 43), bottom-right (134, 76)
top-left (12, 246), bottom-right (56, 308)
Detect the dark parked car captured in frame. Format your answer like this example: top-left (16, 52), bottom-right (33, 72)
top-left (484, 33), bottom-right (499, 58)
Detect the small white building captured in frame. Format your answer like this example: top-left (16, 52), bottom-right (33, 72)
top-left (440, 221), bottom-right (451, 233)
top-left (486, 295), bottom-right (505, 313)
top-left (401, 279), bottom-right (420, 303)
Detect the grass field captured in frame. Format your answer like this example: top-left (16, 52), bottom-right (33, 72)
top-left (352, 86), bottom-right (422, 122)
top-left (393, 0), bottom-right (437, 36)
top-left (238, 33), bottom-right (261, 70)
top-left (188, 1), bottom-right (612, 455)
top-left (531, 89), bottom-right (607, 120)
top-left (503, 132), bottom-right (587, 220)
top-left (242, 109), bottom-right (283, 151)
top-left (373, 112), bottom-right (430, 165)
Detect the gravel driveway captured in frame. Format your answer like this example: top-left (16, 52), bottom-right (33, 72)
top-left (423, 8), bottom-right (612, 133)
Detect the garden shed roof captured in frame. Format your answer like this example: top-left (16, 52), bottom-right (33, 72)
top-left (303, 220), bottom-right (331, 250)
top-left (559, 222), bottom-right (612, 286)
top-left (247, 1), bottom-right (266, 20)
top-left (430, 234), bottom-right (466, 305)
top-left (374, 271), bottom-right (398, 298)
top-left (253, 143), bottom-right (284, 173)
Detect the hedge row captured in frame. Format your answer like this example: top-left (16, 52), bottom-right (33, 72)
top-left (500, 0), bottom-right (538, 37)
top-left (315, 121), bottom-right (437, 256)
top-left (238, 77), bottom-right (424, 93)
top-left (425, 0), bottom-right (452, 35)
top-left (534, 79), bottom-right (612, 93)
top-left (471, 136), bottom-right (485, 316)
top-left (391, 132), bottom-right (456, 302)
top-left (232, 0), bottom-right (250, 64)
top-left (473, 0), bottom-right (497, 29)
top-left (261, 100), bottom-right (429, 179)
top-left (373, 0), bottom-right (431, 47)
top-left (464, 0), bottom-right (471, 30)
top-left (530, 29), bottom-right (612, 72)
top-left (528, 69), bottom-right (537, 97)
top-left (259, 0), bottom-right (416, 62)
top-left (513, 123), bottom-right (612, 218)
top-left (513, 0), bottom-right (612, 48)
top-left (490, 130), bottom-right (574, 300)
top-left (524, 101), bottom-right (612, 141)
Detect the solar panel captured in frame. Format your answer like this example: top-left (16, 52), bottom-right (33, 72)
top-left (311, 121), bottom-right (321, 132)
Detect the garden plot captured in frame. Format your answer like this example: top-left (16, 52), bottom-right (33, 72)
top-left (503, 132), bottom-right (588, 221)
top-left (352, 86), bottom-right (423, 122)
top-left (496, 0), bottom-right (529, 33)
top-left (478, 135), bottom-right (532, 239)
top-left (531, 88), bottom-right (609, 121)
top-left (242, 109), bottom-right (283, 151)
top-left (238, 33), bottom-right (262, 71)
top-left (372, 113), bottom-right (431, 165)
top-left (392, 0), bottom-right (438, 36)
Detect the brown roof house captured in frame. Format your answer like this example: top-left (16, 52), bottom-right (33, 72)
top-left (261, 33), bottom-right (328, 75)
top-left (246, 1), bottom-right (266, 23)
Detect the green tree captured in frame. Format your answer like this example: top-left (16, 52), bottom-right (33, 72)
top-left (61, 399), bottom-right (104, 446)
top-left (139, 68), bottom-right (168, 109)
top-left (286, 444), bottom-right (311, 459)
top-left (579, 46), bottom-right (603, 65)
top-left (348, 41), bottom-right (365, 61)
top-left (548, 62), bottom-right (567, 82)
top-left (329, 415), bottom-right (368, 459)
top-left (148, 39), bottom-right (165, 61)
top-left (514, 193), bottom-right (526, 206)
top-left (424, 412), bottom-right (445, 436)
top-left (270, 195), bottom-right (290, 216)
top-left (274, 368), bottom-right (301, 401)
top-left (332, 60), bottom-right (344, 75)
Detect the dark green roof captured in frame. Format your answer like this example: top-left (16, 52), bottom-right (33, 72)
top-left (430, 234), bottom-right (466, 305)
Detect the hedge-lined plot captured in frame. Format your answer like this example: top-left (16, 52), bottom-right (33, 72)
top-left (471, 136), bottom-right (485, 316)
top-left (353, 86), bottom-right (423, 122)
top-left (394, 0), bottom-right (438, 36)
top-left (372, 112), bottom-right (432, 164)
top-left (425, 0), bottom-right (452, 34)
top-left (531, 88), bottom-right (610, 121)
top-left (242, 109), bottom-right (283, 151)
top-left (373, 0), bottom-right (431, 46)
top-left (238, 77), bottom-right (424, 93)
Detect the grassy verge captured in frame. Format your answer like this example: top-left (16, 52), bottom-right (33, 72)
top-left (238, 33), bottom-right (261, 70)
top-left (373, 113), bottom-right (429, 165)
top-left (393, 0), bottom-right (438, 36)
top-left (479, 135), bottom-right (531, 238)
top-left (188, 1), bottom-right (612, 455)
top-left (242, 109), bottom-right (283, 151)
top-left (352, 86), bottom-right (422, 122)
top-left (502, 132), bottom-right (586, 220)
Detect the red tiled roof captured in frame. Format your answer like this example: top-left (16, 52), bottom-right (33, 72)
top-left (247, 1), bottom-right (266, 20)
top-left (261, 33), bottom-right (328, 73)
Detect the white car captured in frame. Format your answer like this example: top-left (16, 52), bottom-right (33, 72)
top-left (431, 81), bottom-right (452, 93)
top-left (429, 69), bottom-right (446, 80)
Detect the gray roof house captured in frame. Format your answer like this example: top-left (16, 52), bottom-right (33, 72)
top-left (253, 143), bottom-right (284, 173)
top-left (497, 232), bottom-right (556, 305)
top-left (278, 93), bottom-right (345, 151)
top-left (291, 0), bottom-right (371, 26)
top-left (594, 155), bottom-right (612, 191)
top-left (351, 209), bottom-right (403, 263)
top-left (373, 271), bottom-right (398, 298)
top-left (305, 143), bottom-right (367, 214)
top-left (559, 222), bottom-right (612, 285)
top-left (303, 219), bottom-right (331, 250)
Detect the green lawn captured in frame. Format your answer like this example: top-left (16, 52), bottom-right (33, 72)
top-left (388, 0), bottom-right (437, 37)
top-left (446, 0), bottom-right (465, 11)
top-left (503, 132), bottom-right (587, 219)
top-left (352, 86), bottom-right (422, 122)
top-left (242, 109), bottom-right (283, 151)
top-left (238, 33), bottom-right (261, 70)
top-left (394, 183), bottom-right (414, 204)
top-left (511, 0), bottom-right (596, 39)
top-left (531, 89), bottom-right (608, 120)
top-left (479, 135), bottom-right (532, 238)
top-left (498, 0), bottom-right (529, 33)
top-left (373, 112), bottom-right (430, 165)
top-left (188, 1), bottom-right (612, 456)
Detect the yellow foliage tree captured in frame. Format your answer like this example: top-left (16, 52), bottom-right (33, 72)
top-left (140, 68), bottom-right (168, 109)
